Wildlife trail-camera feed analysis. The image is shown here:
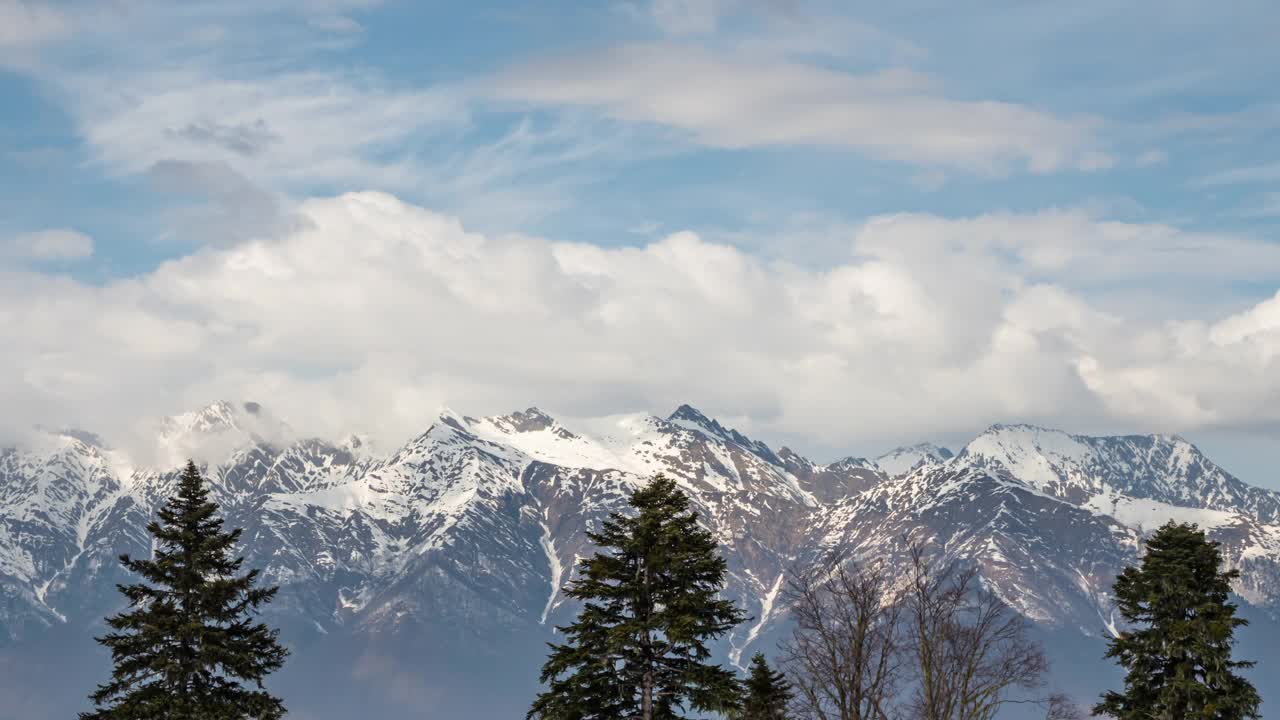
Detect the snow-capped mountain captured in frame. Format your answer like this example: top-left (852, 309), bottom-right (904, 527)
top-left (1, 403), bottom-right (1278, 718)
top-left (873, 442), bottom-right (955, 478)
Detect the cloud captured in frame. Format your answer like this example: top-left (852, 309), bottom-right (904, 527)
top-left (1239, 192), bottom-right (1280, 219)
top-left (8, 2), bottom-right (649, 243)
top-left (145, 160), bottom-right (303, 246)
top-left (167, 119), bottom-right (282, 157)
top-left (1200, 161), bottom-right (1280, 187)
top-left (492, 43), bottom-right (1109, 174)
top-left (2, 228), bottom-right (94, 261)
top-left (0, 0), bottom-right (69, 49)
top-left (15, 2), bottom-right (637, 234)
top-left (69, 70), bottom-right (465, 190)
top-left (4, 192), bottom-right (1280, 459)
top-left (636, 0), bottom-right (925, 64)
top-left (851, 210), bottom-right (1280, 289)
top-left (623, 0), bottom-right (796, 36)
top-left (643, 0), bottom-right (754, 35)
top-left (1135, 149), bottom-right (1168, 167)
top-left (2, 0), bottom-right (461, 199)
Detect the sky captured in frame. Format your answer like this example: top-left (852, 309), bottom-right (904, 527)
top-left (2, 0), bottom-right (1280, 486)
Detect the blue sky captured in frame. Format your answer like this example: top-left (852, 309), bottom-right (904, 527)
top-left (2, 0), bottom-right (1280, 485)
top-left (4, 0), bottom-right (1278, 271)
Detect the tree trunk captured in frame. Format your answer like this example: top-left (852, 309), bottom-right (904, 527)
top-left (642, 668), bottom-right (653, 720)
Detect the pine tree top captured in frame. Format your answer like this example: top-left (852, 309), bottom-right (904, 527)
top-left (530, 474), bottom-right (747, 719)
top-left (742, 653), bottom-right (792, 720)
top-left (1094, 520), bottom-right (1260, 720)
top-left (81, 460), bottom-right (289, 720)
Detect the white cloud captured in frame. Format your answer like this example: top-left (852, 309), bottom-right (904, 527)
top-left (851, 210), bottom-right (1280, 287)
top-left (5, 0), bottom-right (474, 209)
top-left (144, 160), bottom-right (302, 246)
top-left (20, 7), bottom-right (626, 234)
top-left (2, 228), bottom-right (94, 261)
top-left (492, 43), bottom-right (1109, 174)
top-left (70, 70), bottom-right (465, 190)
top-left (0, 0), bottom-right (69, 49)
top-left (3, 192), bottom-right (1280, 457)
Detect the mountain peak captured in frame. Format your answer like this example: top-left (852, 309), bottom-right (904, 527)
top-left (668, 403), bottom-right (712, 425)
top-left (162, 400), bottom-right (241, 436)
top-left (432, 406), bottom-right (472, 433)
top-left (163, 399), bottom-right (282, 431)
top-left (665, 404), bottom-right (781, 465)
top-left (495, 407), bottom-right (557, 433)
top-left (874, 442), bottom-right (953, 477)
top-left (155, 400), bottom-right (293, 465)
top-left (666, 404), bottom-right (731, 440)
top-left (981, 422), bottom-right (1061, 435)
top-left (963, 424), bottom-right (1089, 462)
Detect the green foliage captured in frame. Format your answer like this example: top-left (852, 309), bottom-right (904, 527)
top-left (1094, 521), bottom-right (1260, 720)
top-left (530, 474), bottom-right (747, 720)
top-left (82, 461), bottom-right (290, 720)
top-left (741, 653), bottom-right (793, 720)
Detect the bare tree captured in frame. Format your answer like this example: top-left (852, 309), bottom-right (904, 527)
top-left (779, 559), bottom-right (904, 720)
top-left (904, 543), bottom-right (1052, 720)
top-left (1043, 692), bottom-right (1084, 720)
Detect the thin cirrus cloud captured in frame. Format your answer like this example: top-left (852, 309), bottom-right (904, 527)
top-left (2, 228), bottom-right (94, 261)
top-left (1199, 161), bottom-right (1280, 187)
top-left (490, 43), bottom-right (1112, 175)
top-left (73, 70), bottom-right (465, 190)
top-left (3, 192), bottom-right (1280, 460)
top-left (640, 0), bottom-right (803, 37)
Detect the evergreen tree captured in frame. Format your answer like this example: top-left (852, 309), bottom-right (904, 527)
top-left (82, 461), bottom-right (290, 719)
top-left (1094, 521), bottom-right (1260, 720)
top-left (741, 653), bottom-right (792, 720)
top-left (530, 474), bottom-right (747, 720)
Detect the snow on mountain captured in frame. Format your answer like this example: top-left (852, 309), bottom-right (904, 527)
top-left (1082, 491), bottom-right (1241, 533)
top-left (666, 404), bottom-right (783, 466)
top-left (1, 401), bottom-right (1279, 709)
top-left (0, 431), bottom-right (140, 639)
top-left (957, 424), bottom-right (1280, 522)
top-left (155, 400), bottom-right (294, 467)
top-left (874, 442), bottom-right (954, 477)
top-left (466, 407), bottom-right (645, 473)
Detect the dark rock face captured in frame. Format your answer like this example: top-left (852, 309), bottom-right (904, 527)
top-left (1, 405), bottom-right (1277, 718)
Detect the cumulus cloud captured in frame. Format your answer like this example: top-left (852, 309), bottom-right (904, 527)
top-left (492, 44), bottom-right (1109, 174)
top-left (2, 228), bottom-right (94, 261)
top-left (3, 192), bottom-right (1280, 458)
top-left (145, 160), bottom-right (305, 246)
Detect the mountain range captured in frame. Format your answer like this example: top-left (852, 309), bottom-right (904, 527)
top-left (1, 400), bottom-right (1278, 719)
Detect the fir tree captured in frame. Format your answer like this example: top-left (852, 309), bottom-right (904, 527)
top-left (1094, 521), bottom-right (1260, 720)
top-left (82, 461), bottom-right (290, 720)
top-left (741, 653), bottom-right (792, 720)
top-left (530, 474), bottom-right (747, 720)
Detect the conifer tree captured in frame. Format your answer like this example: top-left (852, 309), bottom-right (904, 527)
top-left (82, 460), bottom-right (290, 719)
top-left (1094, 521), bottom-right (1260, 720)
top-left (530, 474), bottom-right (747, 720)
top-left (741, 653), bottom-right (793, 720)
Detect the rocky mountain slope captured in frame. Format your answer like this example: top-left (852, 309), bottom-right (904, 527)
top-left (1, 401), bottom-right (1278, 717)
